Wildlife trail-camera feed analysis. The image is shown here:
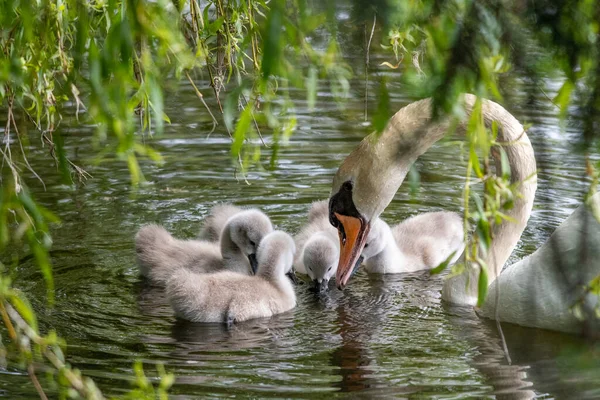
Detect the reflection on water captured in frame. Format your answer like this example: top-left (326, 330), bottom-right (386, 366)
top-left (2, 22), bottom-right (600, 400)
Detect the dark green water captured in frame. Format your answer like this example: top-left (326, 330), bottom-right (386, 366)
top-left (2, 25), bottom-right (600, 400)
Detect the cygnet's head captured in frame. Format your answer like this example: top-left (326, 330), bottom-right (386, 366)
top-left (303, 232), bottom-right (338, 292)
top-left (307, 200), bottom-right (329, 223)
top-left (256, 231), bottom-right (297, 281)
top-left (359, 218), bottom-right (389, 261)
top-left (226, 210), bottom-right (273, 273)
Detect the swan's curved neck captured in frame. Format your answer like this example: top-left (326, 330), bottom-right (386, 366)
top-left (369, 95), bottom-right (537, 304)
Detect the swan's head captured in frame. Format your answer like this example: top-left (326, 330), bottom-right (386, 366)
top-left (227, 210), bottom-right (274, 273)
top-left (329, 137), bottom-right (406, 289)
top-left (303, 232), bottom-right (338, 292)
top-left (257, 231), bottom-right (297, 281)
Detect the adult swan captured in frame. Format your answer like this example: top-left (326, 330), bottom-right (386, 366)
top-left (329, 94), bottom-right (600, 335)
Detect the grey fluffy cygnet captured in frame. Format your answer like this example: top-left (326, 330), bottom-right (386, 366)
top-left (166, 230), bottom-right (297, 323)
top-left (301, 232), bottom-right (339, 292)
top-left (294, 200), bottom-right (340, 291)
top-left (198, 204), bottom-right (243, 242)
top-left (361, 211), bottom-right (464, 274)
top-left (135, 209), bottom-right (273, 285)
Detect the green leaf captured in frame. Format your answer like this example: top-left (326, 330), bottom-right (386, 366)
top-left (408, 164), bottom-right (420, 197)
top-left (134, 143), bottom-right (165, 164)
top-left (127, 153), bottom-right (143, 186)
top-left (54, 132), bottom-right (74, 185)
top-left (553, 80), bottom-right (574, 118)
top-left (232, 105), bottom-right (253, 158)
top-left (133, 361), bottom-right (150, 390)
top-left (261, 0), bottom-right (283, 80)
top-left (28, 232), bottom-right (54, 305)
top-left (476, 218), bottom-right (491, 252)
top-left (469, 147), bottom-right (483, 178)
top-left (490, 120), bottom-right (499, 141)
top-left (373, 79), bottom-right (391, 134)
top-left (207, 16), bottom-right (225, 35)
top-left (18, 189), bottom-right (45, 228)
top-left (477, 266), bottom-right (488, 308)
top-left (472, 192), bottom-right (485, 215)
top-left (306, 66), bottom-right (317, 111)
top-left (160, 372), bottom-right (175, 390)
top-left (430, 251), bottom-right (458, 275)
top-left (499, 146), bottom-right (511, 180)
top-left (282, 116), bottom-right (297, 141)
top-left (588, 274), bottom-right (600, 295)
top-left (148, 76), bottom-right (164, 135)
top-left (8, 290), bottom-right (39, 333)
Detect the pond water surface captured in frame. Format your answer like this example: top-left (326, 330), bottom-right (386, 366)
top-left (2, 21), bottom-right (600, 400)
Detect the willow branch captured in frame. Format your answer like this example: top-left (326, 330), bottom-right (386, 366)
top-left (185, 70), bottom-right (218, 135)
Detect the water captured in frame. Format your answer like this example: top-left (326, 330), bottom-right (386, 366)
top-left (2, 28), bottom-right (600, 400)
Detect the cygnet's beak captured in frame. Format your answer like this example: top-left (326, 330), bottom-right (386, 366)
top-left (313, 279), bottom-right (329, 293)
top-left (248, 253), bottom-right (258, 274)
top-left (286, 269), bottom-right (299, 284)
top-left (352, 255), bottom-right (364, 277)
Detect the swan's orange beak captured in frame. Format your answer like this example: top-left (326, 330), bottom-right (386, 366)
top-left (334, 212), bottom-right (370, 289)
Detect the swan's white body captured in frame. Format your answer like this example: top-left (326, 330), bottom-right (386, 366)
top-left (479, 194), bottom-right (600, 333)
top-left (135, 209), bottom-right (273, 285)
top-left (331, 94), bottom-right (600, 334)
top-left (363, 212), bottom-right (464, 274)
top-left (166, 231), bottom-right (297, 323)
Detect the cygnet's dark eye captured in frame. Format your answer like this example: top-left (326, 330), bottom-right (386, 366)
top-left (364, 243), bottom-right (369, 248)
top-left (327, 266), bottom-right (332, 272)
top-left (249, 240), bottom-right (256, 247)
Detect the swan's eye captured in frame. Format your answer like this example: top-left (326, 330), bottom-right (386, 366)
top-left (330, 214), bottom-right (340, 229)
top-left (364, 243), bottom-right (369, 248)
top-left (249, 240), bottom-right (256, 247)
top-left (327, 266), bottom-right (332, 272)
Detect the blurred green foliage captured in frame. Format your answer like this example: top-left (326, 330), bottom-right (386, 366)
top-left (370, 0), bottom-right (599, 309)
top-left (1, 0), bottom-right (350, 397)
top-left (373, 0), bottom-right (599, 130)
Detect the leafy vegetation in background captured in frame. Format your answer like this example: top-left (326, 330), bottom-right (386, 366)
top-left (1, 0), bottom-right (600, 397)
top-left (364, 0), bottom-right (600, 309)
